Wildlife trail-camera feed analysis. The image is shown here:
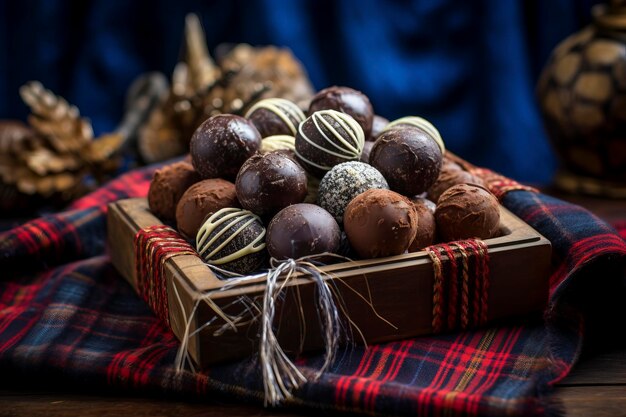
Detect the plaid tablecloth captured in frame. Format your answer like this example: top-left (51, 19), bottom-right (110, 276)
top-left (1, 164), bottom-right (625, 416)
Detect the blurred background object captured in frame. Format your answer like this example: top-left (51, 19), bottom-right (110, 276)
top-left (538, 0), bottom-right (626, 198)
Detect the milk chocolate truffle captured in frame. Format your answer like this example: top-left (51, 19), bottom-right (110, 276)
top-left (317, 161), bottom-right (389, 223)
top-left (369, 115), bottom-right (389, 141)
top-left (266, 203), bottom-right (341, 260)
top-left (148, 161), bottom-right (200, 222)
top-left (175, 178), bottom-right (239, 239)
top-left (383, 116), bottom-right (445, 154)
top-left (370, 127), bottom-right (443, 196)
top-left (408, 197), bottom-right (437, 252)
top-left (245, 98), bottom-right (306, 137)
top-left (196, 208), bottom-right (267, 275)
top-left (190, 114), bottom-right (261, 179)
top-left (427, 168), bottom-right (485, 203)
top-left (435, 184), bottom-right (500, 241)
top-left (295, 109), bottom-right (365, 177)
top-left (236, 151), bottom-right (308, 217)
top-left (308, 86), bottom-right (374, 137)
top-left (344, 189), bottom-right (418, 259)
top-left (360, 141), bottom-right (374, 163)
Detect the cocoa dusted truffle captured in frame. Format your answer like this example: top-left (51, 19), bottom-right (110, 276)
top-left (190, 114), bottom-right (261, 180)
top-left (245, 98), bottom-right (306, 137)
top-left (308, 86), bottom-right (374, 137)
top-left (383, 116), bottom-right (445, 154)
top-left (435, 184), bottom-right (500, 241)
top-left (236, 151), bottom-right (308, 217)
top-left (408, 197), bottom-right (437, 252)
top-left (369, 115), bottom-right (389, 141)
top-left (196, 208), bottom-right (267, 275)
top-left (370, 127), bottom-right (443, 196)
top-left (344, 189), bottom-right (418, 259)
top-left (175, 178), bottom-right (239, 239)
top-left (295, 109), bottom-right (365, 177)
top-left (427, 168), bottom-right (485, 203)
top-left (317, 161), bottom-right (389, 223)
top-left (266, 203), bottom-right (341, 260)
top-left (148, 161), bottom-right (200, 222)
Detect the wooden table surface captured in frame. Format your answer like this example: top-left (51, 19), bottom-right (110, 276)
top-left (1, 190), bottom-right (625, 416)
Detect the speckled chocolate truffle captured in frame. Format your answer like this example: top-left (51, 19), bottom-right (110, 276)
top-left (344, 189), bottom-right (418, 259)
top-left (308, 86), bottom-right (374, 137)
top-left (435, 184), bottom-right (500, 241)
top-left (383, 116), bottom-right (445, 154)
top-left (369, 115), bottom-right (389, 141)
top-left (317, 161), bottom-right (389, 223)
top-left (148, 161), bottom-right (200, 222)
top-left (295, 110), bottom-right (365, 177)
top-left (360, 141), bottom-right (374, 163)
top-left (370, 127), bottom-right (442, 196)
top-left (175, 178), bottom-right (240, 239)
top-left (408, 197), bottom-right (437, 252)
top-left (196, 208), bottom-right (267, 275)
top-left (190, 114), bottom-right (261, 179)
top-left (266, 203), bottom-right (341, 260)
top-left (236, 151), bottom-right (308, 217)
top-left (245, 98), bottom-right (306, 138)
top-left (427, 168), bottom-right (485, 203)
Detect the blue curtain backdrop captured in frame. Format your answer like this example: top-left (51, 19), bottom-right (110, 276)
top-left (0, 0), bottom-right (601, 183)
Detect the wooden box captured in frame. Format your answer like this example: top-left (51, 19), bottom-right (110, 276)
top-left (107, 197), bottom-right (551, 367)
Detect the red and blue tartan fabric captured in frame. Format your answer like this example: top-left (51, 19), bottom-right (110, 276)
top-left (1, 164), bottom-right (625, 416)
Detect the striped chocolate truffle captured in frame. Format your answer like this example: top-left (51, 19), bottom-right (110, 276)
top-left (245, 98), bottom-right (306, 138)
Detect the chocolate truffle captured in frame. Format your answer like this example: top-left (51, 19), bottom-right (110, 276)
top-left (383, 116), bottom-right (445, 154)
top-left (175, 178), bottom-right (239, 239)
top-left (370, 127), bottom-right (443, 196)
top-left (360, 141), bottom-right (374, 163)
top-left (148, 161), bottom-right (200, 222)
top-left (369, 115), bottom-right (389, 141)
top-left (295, 109), bottom-right (365, 177)
top-left (196, 207), bottom-right (267, 275)
top-left (435, 184), bottom-right (500, 241)
top-left (317, 161), bottom-right (389, 223)
top-left (245, 98), bottom-right (306, 137)
top-left (260, 135), bottom-right (296, 155)
top-left (266, 203), bottom-right (341, 260)
top-left (308, 86), bottom-right (374, 138)
top-left (427, 168), bottom-right (485, 203)
top-left (236, 151), bottom-right (308, 217)
top-left (190, 114), bottom-right (262, 179)
top-left (408, 197), bottom-right (437, 252)
top-left (344, 189), bottom-right (418, 259)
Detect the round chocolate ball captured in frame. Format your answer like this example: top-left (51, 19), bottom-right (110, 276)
top-left (175, 178), bottom-right (240, 239)
top-left (369, 114), bottom-right (389, 141)
top-left (435, 184), bottom-right (500, 241)
top-left (408, 197), bottom-right (437, 252)
top-left (344, 189), bottom-right (418, 259)
top-left (190, 114), bottom-right (262, 179)
top-left (308, 86), bottom-right (374, 138)
top-left (245, 98), bottom-right (306, 138)
top-left (370, 127), bottom-right (443, 196)
top-left (148, 161), bottom-right (200, 222)
top-left (260, 135), bottom-right (296, 155)
top-left (295, 109), bottom-right (365, 177)
top-left (236, 151), bottom-right (308, 217)
top-left (360, 141), bottom-right (374, 163)
top-left (317, 161), bottom-right (389, 223)
top-left (427, 168), bottom-right (485, 203)
top-left (383, 116), bottom-right (445, 154)
top-left (266, 203), bottom-right (341, 260)
top-left (196, 207), bottom-right (267, 275)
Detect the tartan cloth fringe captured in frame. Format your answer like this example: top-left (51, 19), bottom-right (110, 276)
top-left (1, 160), bottom-right (626, 417)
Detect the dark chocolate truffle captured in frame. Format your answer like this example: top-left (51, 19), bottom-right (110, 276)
top-left (196, 207), bottom-right (267, 275)
top-left (427, 168), bottom-right (485, 203)
top-left (175, 178), bottom-right (240, 239)
top-left (190, 114), bottom-right (261, 179)
top-left (370, 127), bottom-right (443, 196)
top-left (308, 86), bottom-right (374, 138)
top-left (236, 151), bottom-right (308, 217)
top-left (266, 203), bottom-right (341, 260)
top-left (383, 116), bottom-right (445, 154)
top-left (295, 109), bottom-right (365, 177)
top-left (148, 161), bottom-right (200, 222)
top-left (344, 189), bottom-right (418, 259)
top-left (245, 98), bottom-right (306, 137)
top-left (435, 184), bottom-right (500, 241)
top-left (360, 141), bottom-right (374, 163)
top-left (317, 161), bottom-right (389, 223)
top-left (408, 197), bottom-right (437, 252)
top-left (369, 115), bottom-right (389, 141)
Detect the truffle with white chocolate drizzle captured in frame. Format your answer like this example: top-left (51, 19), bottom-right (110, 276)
top-left (245, 97), bottom-right (306, 137)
